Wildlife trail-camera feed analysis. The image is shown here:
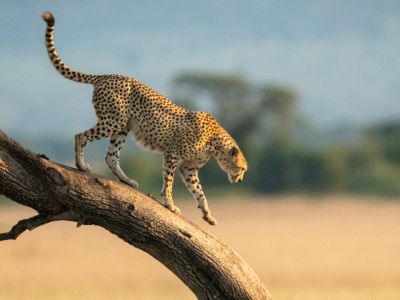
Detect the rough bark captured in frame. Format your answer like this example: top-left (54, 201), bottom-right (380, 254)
top-left (0, 129), bottom-right (272, 300)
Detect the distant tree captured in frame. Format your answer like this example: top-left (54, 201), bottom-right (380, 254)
top-left (366, 121), bottom-right (400, 166)
top-left (258, 85), bottom-right (297, 148)
top-left (172, 72), bottom-right (298, 154)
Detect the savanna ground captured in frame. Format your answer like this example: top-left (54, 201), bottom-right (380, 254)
top-left (1, 195), bottom-right (400, 300)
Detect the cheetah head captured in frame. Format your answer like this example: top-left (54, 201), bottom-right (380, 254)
top-left (217, 146), bottom-right (248, 183)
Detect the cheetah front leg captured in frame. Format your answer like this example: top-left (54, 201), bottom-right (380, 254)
top-left (179, 159), bottom-right (217, 226)
top-left (161, 154), bottom-right (180, 215)
top-left (105, 127), bottom-right (138, 188)
top-left (75, 134), bottom-right (92, 172)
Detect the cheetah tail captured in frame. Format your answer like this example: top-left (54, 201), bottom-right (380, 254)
top-left (41, 12), bottom-right (97, 84)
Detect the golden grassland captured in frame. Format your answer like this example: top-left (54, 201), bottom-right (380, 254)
top-left (1, 196), bottom-right (400, 300)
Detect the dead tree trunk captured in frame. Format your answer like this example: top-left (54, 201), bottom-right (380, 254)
top-left (0, 130), bottom-right (272, 300)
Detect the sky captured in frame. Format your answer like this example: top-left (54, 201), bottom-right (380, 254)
top-left (1, 0), bottom-right (400, 139)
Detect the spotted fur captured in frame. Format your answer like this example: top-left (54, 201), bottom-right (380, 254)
top-left (41, 12), bottom-right (247, 225)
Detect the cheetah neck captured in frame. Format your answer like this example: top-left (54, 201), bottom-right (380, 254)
top-left (210, 128), bottom-right (237, 160)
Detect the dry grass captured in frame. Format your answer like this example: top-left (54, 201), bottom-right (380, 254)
top-left (1, 196), bottom-right (400, 300)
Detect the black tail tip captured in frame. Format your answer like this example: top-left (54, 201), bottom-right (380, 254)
top-left (41, 11), bottom-right (55, 27)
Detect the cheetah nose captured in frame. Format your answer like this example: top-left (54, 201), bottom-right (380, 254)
top-left (238, 178), bottom-right (242, 182)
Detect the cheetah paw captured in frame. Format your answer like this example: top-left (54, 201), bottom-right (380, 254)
top-left (77, 163), bottom-right (92, 173)
top-left (167, 205), bottom-right (181, 216)
top-left (121, 179), bottom-right (138, 189)
top-left (203, 215), bottom-right (218, 226)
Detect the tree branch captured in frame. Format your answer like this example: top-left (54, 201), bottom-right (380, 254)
top-left (0, 210), bottom-right (80, 241)
top-left (0, 129), bottom-right (272, 300)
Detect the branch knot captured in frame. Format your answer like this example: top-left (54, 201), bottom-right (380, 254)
top-left (46, 167), bottom-right (66, 186)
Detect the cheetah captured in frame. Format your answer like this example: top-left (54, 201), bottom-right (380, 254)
top-left (41, 12), bottom-right (247, 225)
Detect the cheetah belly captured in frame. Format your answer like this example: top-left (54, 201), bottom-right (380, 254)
top-left (128, 116), bottom-right (163, 152)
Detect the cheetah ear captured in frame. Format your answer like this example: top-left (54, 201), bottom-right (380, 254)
top-left (229, 146), bottom-right (239, 158)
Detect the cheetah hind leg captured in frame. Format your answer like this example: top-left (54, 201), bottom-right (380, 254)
top-left (75, 123), bottom-right (115, 173)
top-left (105, 128), bottom-right (138, 188)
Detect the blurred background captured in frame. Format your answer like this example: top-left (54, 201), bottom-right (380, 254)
top-left (1, 1), bottom-right (400, 299)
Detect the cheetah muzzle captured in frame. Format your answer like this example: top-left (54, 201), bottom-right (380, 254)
top-left (41, 11), bottom-right (248, 225)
